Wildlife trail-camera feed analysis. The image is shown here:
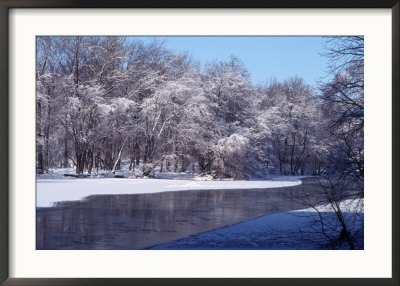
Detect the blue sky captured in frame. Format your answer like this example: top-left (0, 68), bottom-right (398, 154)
top-left (129, 36), bottom-right (329, 87)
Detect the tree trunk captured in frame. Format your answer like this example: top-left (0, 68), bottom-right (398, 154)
top-left (290, 134), bottom-right (295, 175)
top-left (160, 158), bottom-right (164, 173)
top-left (36, 101), bottom-right (44, 174)
top-left (43, 87), bottom-right (52, 173)
top-left (62, 125), bottom-right (69, 168)
top-left (95, 152), bottom-right (100, 173)
top-left (75, 153), bottom-right (81, 174)
top-left (174, 158), bottom-right (178, 173)
top-left (87, 145), bottom-right (94, 174)
top-left (112, 138), bottom-right (128, 174)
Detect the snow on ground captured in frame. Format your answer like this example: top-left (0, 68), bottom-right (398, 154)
top-left (37, 173), bottom-right (302, 207)
top-left (295, 198), bottom-right (364, 213)
top-left (149, 198), bottom-right (364, 250)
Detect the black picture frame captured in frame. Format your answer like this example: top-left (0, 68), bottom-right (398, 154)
top-left (0, 1), bottom-right (398, 285)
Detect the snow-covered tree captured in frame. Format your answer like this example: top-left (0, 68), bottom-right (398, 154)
top-left (36, 36), bottom-right (363, 182)
top-left (252, 78), bottom-right (323, 175)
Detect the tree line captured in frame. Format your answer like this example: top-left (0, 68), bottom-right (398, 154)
top-left (36, 36), bottom-right (363, 181)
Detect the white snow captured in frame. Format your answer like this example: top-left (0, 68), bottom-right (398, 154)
top-left (36, 176), bottom-right (302, 207)
top-left (295, 198), bottom-right (364, 213)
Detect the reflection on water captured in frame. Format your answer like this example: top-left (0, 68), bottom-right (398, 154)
top-left (36, 183), bottom-right (321, 250)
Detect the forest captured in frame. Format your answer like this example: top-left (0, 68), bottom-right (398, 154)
top-left (36, 36), bottom-right (364, 182)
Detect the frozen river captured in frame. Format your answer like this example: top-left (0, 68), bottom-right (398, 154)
top-left (36, 178), bottom-right (331, 250)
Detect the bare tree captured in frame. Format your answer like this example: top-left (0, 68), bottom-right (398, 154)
top-left (288, 36), bottom-right (365, 249)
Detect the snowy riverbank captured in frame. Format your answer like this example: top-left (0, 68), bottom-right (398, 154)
top-left (37, 174), bottom-right (302, 207)
top-left (149, 198), bottom-right (364, 250)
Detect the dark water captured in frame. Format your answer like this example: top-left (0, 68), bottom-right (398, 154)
top-left (36, 179), bottom-right (325, 250)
